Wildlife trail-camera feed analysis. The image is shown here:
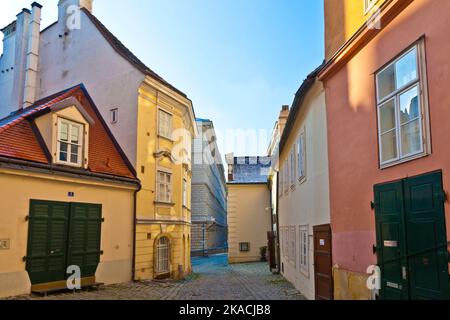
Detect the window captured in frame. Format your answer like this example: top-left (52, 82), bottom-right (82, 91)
top-left (57, 118), bottom-right (83, 166)
top-left (239, 242), bottom-right (250, 252)
top-left (289, 226), bottom-right (296, 267)
top-left (284, 159), bottom-right (289, 193)
top-left (290, 147), bottom-right (295, 187)
top-left (364, 0), bottom-right (377, 13)
top-left (376, 44), bottom-right (428, 167)
top-left (158, 109), bottom-right (173, 139)
top-left (299, 226), bottom-right (309, 276)
top-left (297, 130), bottom-right (306, 181)
top-left (157, 171), bottom-right (172, 203)
top-left (182, 178), bottom-right (187, 207)
top-left (110, 108), bottom-right (118, 124)
top-left (155, 237), bottom-right (170, 274)
top-left (279, 166), bottom-right (283, 196)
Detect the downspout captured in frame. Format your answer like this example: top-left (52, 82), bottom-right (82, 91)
top-left (132, 182), bottom-right (142, 282)
top-left (275, 171), bottom-right (281, 274)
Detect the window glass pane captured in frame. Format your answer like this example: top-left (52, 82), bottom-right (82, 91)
top-left (377, 64), bottom-right (395, 101)
top-left (60, 122), bottom-right (69, 141)
top-left (399, 86), bottom-right (420, 124)
top-left (381, 130), bottom-right (398, 163)
top-left (70, 145), bottom-right (79, 164)
top-left (401, 119), bottom-right (422, 156)
top-left (396, 48), bottom-right (418, 89)
top-left (379, 99), bottom-right (396, 133)
top-left (71, 125), bottom-right (79, 144)
top-left (59, 142), bottom-right (68, 162)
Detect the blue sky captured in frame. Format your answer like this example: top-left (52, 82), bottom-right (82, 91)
top-left (1, 0), bottom-right (324, 156)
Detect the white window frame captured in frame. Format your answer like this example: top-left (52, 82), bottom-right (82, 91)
top-left (376, 42), bottom-right (429, 168)
top-left (182, 178), bottom-right (188, 207)
top-left (157, 170), bottom-right (172, 203)
top-left (290, 147), bottom-right (296, 188)
top-left (364, 0), bottom-right (378, 14)
top-left (298, 225), bottom-right (309, 277)
top-left (284, 159), bottom-right (289, 194)
top-left (158, 109), bottom-right (173, 140)
top-left (297, 129), bottom-right (306, 183)
top-left (155, 236), bottom-right (170, 274)
top-left (289, 226), bottom-right (296, 268)
top-left (279, 167), bottom-right (283, 197)
top-left (56, 118), bottom-right (84, 167)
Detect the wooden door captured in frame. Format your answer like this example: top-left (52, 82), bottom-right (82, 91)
top-left (314, 224), bottom-right (333, 300)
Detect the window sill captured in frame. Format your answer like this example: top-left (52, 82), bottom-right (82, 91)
top-left (380, 152), bottom-right (429, 170)
top-left (154, 201), bottom-right (175, 207)
top-left (158, 135), bottom-right (174, 143)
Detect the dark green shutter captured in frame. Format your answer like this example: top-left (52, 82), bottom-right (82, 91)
top-left (26, 200), bottom-right (70, 285)
top-left (67, 203), bottom-right (102, 278)
top-left (404, 172), bottom-right (449, 300)
top-left (374, 181), bottom-right (410, 300)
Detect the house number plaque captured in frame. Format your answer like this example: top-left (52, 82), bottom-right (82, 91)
top-left (0, 239), bottom-right (10, 250)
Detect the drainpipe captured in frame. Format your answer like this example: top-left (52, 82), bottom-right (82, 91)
top-left (132, 183), bottom-right (142, 282)
top-left (275, 171), bottom-right (281, 274)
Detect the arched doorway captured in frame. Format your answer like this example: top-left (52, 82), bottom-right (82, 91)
top-left (155, 236), bottom-right (170, 277)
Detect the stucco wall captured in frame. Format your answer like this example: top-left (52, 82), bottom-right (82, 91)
top-left (278, 81), bottom-right (330, 300)
top-left (38, 12), bottom-right (145, 167)
top-left (227, 184), bottom-right (270, 263)
top-left (0, 168), bottom-right (135, 298)
top-left (324, 0), bottom-right (450, 297)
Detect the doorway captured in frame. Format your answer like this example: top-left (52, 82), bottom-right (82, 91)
top-left (313, 224), bottom-right (333, 300)
top-left (374, 171), bottom-right (449, 300)
top-left (155, 236), bottom-right (171, 278)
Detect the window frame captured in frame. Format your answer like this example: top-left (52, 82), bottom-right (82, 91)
top-left (158, 109), bottom-right (173, 140)
top-left (157, 170), bottom-right (173, 203)
top-left (56, 118), bottom-right (84, 167)
top-left (364, 0), bottom-right (378, 14)
top-left (182, 178), bottom-right (188, 207)
top-left (290, 147), bottom-right (296, 188)
top-left (110, 108), bottom-right (118, 124)
top-left (298, 225), bottom-right (309, 277)
top-left (297, 129), bottom-right (307, 183)
top-left (375, 41), bottom-right (430, 168)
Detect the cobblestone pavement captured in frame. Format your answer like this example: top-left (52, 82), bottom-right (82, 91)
top-left (8, 254), bottom-right (306, 300)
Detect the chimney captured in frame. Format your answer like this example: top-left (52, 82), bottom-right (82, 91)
top-left (22, 2), bottom-right (42, 108)
top-left (277, 105), bottom-right (290, 135)
top-left (225, 153), bottom-right (235, 181)
top-left (58, 0), bottom-right (94, 23)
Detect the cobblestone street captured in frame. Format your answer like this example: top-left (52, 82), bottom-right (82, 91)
top-left (9, 254), bottom-right (305, 300)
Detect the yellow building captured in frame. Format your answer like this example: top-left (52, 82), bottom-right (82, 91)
top-left (226, 155), bottom-right (271, 264)
top-left (134, 81), bottom-right (197, 280)
top-left (0, 85), bottom-right (139, 298)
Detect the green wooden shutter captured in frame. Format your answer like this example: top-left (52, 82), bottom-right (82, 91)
top-left (404, 171), bottom-right (449, 300)
top-left (374, 181), bottom-right (410, 300)
top-left (26, 200), bottom-right (70, 285)
top-left (67, 203), bottom-right (102, 278)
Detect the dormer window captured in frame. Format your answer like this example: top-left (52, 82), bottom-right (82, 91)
top-left (57, 118), bottom-right (84, 166)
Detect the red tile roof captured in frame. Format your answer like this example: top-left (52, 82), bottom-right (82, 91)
top-left (0, 85), bottom-right (136, 180)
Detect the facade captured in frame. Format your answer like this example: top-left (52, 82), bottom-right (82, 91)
top-left (277, 69), bottom-right (332, 301)
top-left (0, 0), bottom-right (197, 281)
top-left (227, 156), bottom-right (271, 264)
top-left (321, 0), bottom-right (450, 300)
top-left (191, 119), bottom-right (227, 256)
top-left (0, 85), bottom-right (139, 298)
top-left (267, 105), bottom-right (290, 272)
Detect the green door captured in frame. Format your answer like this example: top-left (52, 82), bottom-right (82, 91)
top-left (374, 181), bottom-right (410, 299)
top-left (404, 172), bottom-right (449, 300)
top-left (26, 201), bottom-right (102, 285)
top-left (26, 200), bottom-right (70, 285)
top-left (374, 171), bottom-right (449, 300)
top-left (67, 203), bottom-right (103, 278)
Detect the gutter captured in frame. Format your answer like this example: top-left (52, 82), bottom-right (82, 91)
top-left (0, 156), bottom-right (140, 186)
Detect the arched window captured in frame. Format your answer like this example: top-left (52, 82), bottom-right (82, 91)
top-left (156, 237), bottom-right (170, 274)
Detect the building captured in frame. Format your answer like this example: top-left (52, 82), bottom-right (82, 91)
top-left (277, 66), bottom-right (332, 300)
top-left (227, 155), bottom-right (271, 264)
top-left (0, 0), bottom-right (197, 280)
top-left (191, 119), bottom-right (227, 256)
top-left (321, 0), bottom-right (450, 300)
top-left (266, 105), bottom-right (290, 272)
top-left (0, 85), bottom-right (139, 298)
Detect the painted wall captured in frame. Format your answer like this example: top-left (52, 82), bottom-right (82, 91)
top-left (227, 184), bottom-right (271, 263)
top-left (324, 0), bottom-right (450, 299)
top-left (278, 81), bottom-right (330, 300)
top-left (0, 168), bottom-right (135, 298)
top-left (38, 11), bottom-right (144, 167)
top-left (324, 0), bottom-right (386, 60)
